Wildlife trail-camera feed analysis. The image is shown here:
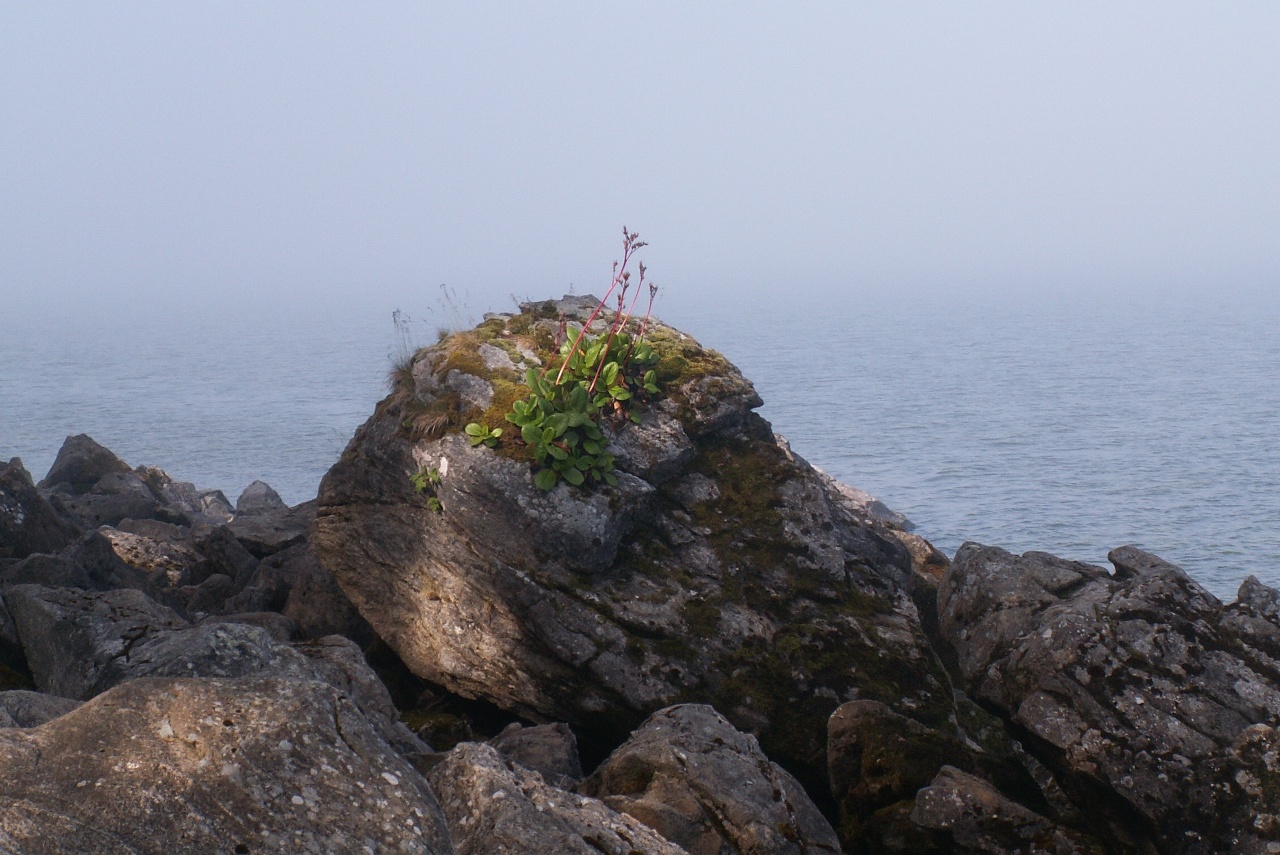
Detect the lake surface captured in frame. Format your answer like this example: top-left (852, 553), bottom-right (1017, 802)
top-left (2, 286), bottom-right (1276, 600)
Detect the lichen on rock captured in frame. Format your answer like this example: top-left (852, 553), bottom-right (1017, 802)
top-left (313, 296), bottom-right (956, 807)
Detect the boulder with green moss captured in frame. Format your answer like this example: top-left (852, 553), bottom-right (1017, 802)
top-left (313, 296), bottom-right (955, 805)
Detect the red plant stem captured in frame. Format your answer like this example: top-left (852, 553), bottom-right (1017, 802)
top-left (555, 234), bottom-right (637, 386)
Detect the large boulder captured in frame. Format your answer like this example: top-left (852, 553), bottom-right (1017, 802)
top-left (38, 434), bottom-right (131, 494)
top-left (0, 676), bottom-right (454, 853)
top-left (580, 704), bottom-right (840, 855)
top-left (939, 543), bottom-right (1280, 853)
top-left (910, 766), bottom-right (1106, 855)
top-left (313, 299), bottom-right (954, 797)
top-left (0, 458), bottom-right (81, 561)
top-left (0, 690), bottom-right (80, 728)
top-left (427, 741), bottom-right (687, 855)
top-left (826, 699), bottom-right (1050, 852)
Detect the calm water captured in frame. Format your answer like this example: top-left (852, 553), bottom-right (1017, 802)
top-left (2, 288), bottom-right (1276, 600)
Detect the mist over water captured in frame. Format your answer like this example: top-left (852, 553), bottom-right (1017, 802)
top-left (2, 285), bottom-right (1276, 601)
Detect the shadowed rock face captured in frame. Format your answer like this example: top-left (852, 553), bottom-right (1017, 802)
top-left (580, 703), bottom-right (840, 855)
top-left (313, 300), bottom-right (952, 798)
top-left (0, 458), bottom-right (81, 561)
top-left (939, 543), bottom-right (1280, 854)
top-left (0, 677), bottom-right (454, 854)
top-left (428, 741), bottom-right (688, 855)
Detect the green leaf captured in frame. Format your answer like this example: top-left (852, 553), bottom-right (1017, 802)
top-left (547, 444), bottom-right (568, 460)
top-left (604, 472), bottom-right (619, 486)
top-left (602, 361), bottom-right (620, 387)
top-left (522, 424), bottom-right (543, 445)
top-left (562, 467), bottom-right (585, 486)
top-left (534, 469), bottom-right (558, 491)
top-left (464, 422), bottom-right (486, 437)
top-left (612, 388), bottom-right (632, 401)
top-left (630, 412), bottom-right (642, 424)
top-left (644, 369), bottom-right (657, 385)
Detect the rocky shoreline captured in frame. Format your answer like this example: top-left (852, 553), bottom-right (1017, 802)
top-left (1, 297), bottom-right (1277, 854)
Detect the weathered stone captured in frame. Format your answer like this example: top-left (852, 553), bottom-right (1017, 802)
top-left (0, 676), bottom-right (454, 853)
top-left (3, 529), bottom-right (149, 592)
top-left (98, 524), bottom-right (204, 587)
top-left (295, 634), bottom-right (429, 756)
top-left (51, 470), bottom-right (163, 527)
top-left (136, 464), bottom-right (234, 525)
top-left (226, 541), bottom-right (316, 615)
top-left (314, 302), bottom-right (954, 802)
top-left (193, 524), bottom-right (258, 590)
top-left (910, 767), bottom-right (1106, 855)
top-left (489, 722), bottom-right (583, 790)
top-left (826, 699), bottom-right (1044, 853)
top-left (0, 690), bottom-right (80, 727)
top-left (0, 458), bottom-right (81, 560)
top-left (282, 550), bottom-right (376, 645)
top-left (227, 498), bottom-right (315, 557)
top-left (235, 479), bottom-right (287, 514)
top-left (939, 543), bottom-right (1280, 853)
top-left (581, 704), bottom-right (840, 855)
top-left (428, 741), bottom-right (687, 855)
top-left (204, 611), bottom-right (296, 642)
top-left (38, 434), bottom-right (131, 494)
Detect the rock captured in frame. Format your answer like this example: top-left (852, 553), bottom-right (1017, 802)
top-left (0, 458), bottom-right (81, 560)
top-left (826, 699), bottom-right (1045, 853)
top-left (193, 524), bottom-right (259, 590)
top-left (50, 470), bottom-right (164, 527)
top-left (203, 611), bottom-right (296, 642)
top-left (98, 524), bottom-right (204, 587)
top-left (225, 541), bottom-right (316, 615)
top-left (227, 498), bottom-right (315, 557)
top-left (282, 550), bottom-right (376, 645)
top-left (489, 722), bottom-right (583, 790)
top-left (0, 690), bottom-right (80, 727)
top-left (235, 479), bottom-right (287, 514)
top-left (0, 676), bottom-right (454, 853)
top-left (939, 543), bottom-right (1280, 853)
top-left (427, 741), bottom-right (687, 855)
top-left (136, 464), bottom-right (234, 525)
top-left (295, 634), bottom-right (429, 756)
top-left (910, 767), bottom-right (1106, 855)
top-left (605, 408), bottom-right (696, 485)
top-left (3, 529), bottom-right (149, 592)
top-left (314, 301), bottom-right (954, 798)
top-left (580, 704), bottom-right (840, 855)
top-left (38, 434), bottom-right (131, 494)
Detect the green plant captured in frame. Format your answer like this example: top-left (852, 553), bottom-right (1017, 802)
top-left (410, 465), bottom-right (444, 512)
top-left (464, 422), bottom-right (502, 448)
top-left (503, 228), bottom-right (663, 490)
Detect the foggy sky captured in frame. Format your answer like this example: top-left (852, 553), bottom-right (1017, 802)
top-left (4, 2), bottom-right (1279, 316)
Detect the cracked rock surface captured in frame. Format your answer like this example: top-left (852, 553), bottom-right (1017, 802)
top-left (428, 740), bottom-right (688, 855)
top-left (580, 703), bottom-right (840, 855)
top-left (313, 300), bottom-right (951, 799)
top-left (939, 542), bottom-right (1280, 853)
top-left (0, 676), bottom-right (454, 854)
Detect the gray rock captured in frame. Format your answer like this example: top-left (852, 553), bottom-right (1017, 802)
top-left (445, 369), bottom-right (494, 412)
top-left (606, 409), bottom-right (696, 485)
top-left (6, 584), bottom-right (321, 700)
top-left (428, 741), bottom-right (687, 855)
top-left (193, 524), bottom-right (258, 589)
top-left (478, 342), bottom-right (517, 372)
top-left (0, 690), bottom-right (80, 727)
top-left (296, 634), bottom-right (429, 756)
top-left (0, 458), bottom-right (81, 560)
top-left (202, 610), bottom-right (296, 642)
top-left (226, 498), bottom-right (315, 557)
top-left (235, 479), bottom-right (287, 514)
top-left (314, 304), bottom-right (952, 800)
top-left (98, 524), bottom-right (204, 587)
top-left (0, 676), bottom-right (454, 853)
top-left (826, 699), bottom-right (1046, 853)
top-left (282, 551), bottom-right (376, 645)
top-left (910, 766), bottom-right (1105, 855)
top-left (489, 722), bottom-right (583, 790)
top-left (133, 464), bottom-right (235, 526)
top-left (581, 704), bottom-right (840, 855)
top-left (939, 543), bottom-right (1280, 853)
top-left (38, 434), bottom-right (131, 494)
top-left (225, 541), bottom-right (315, 614)
top-left (3, 529), bottom-right (149, 592)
